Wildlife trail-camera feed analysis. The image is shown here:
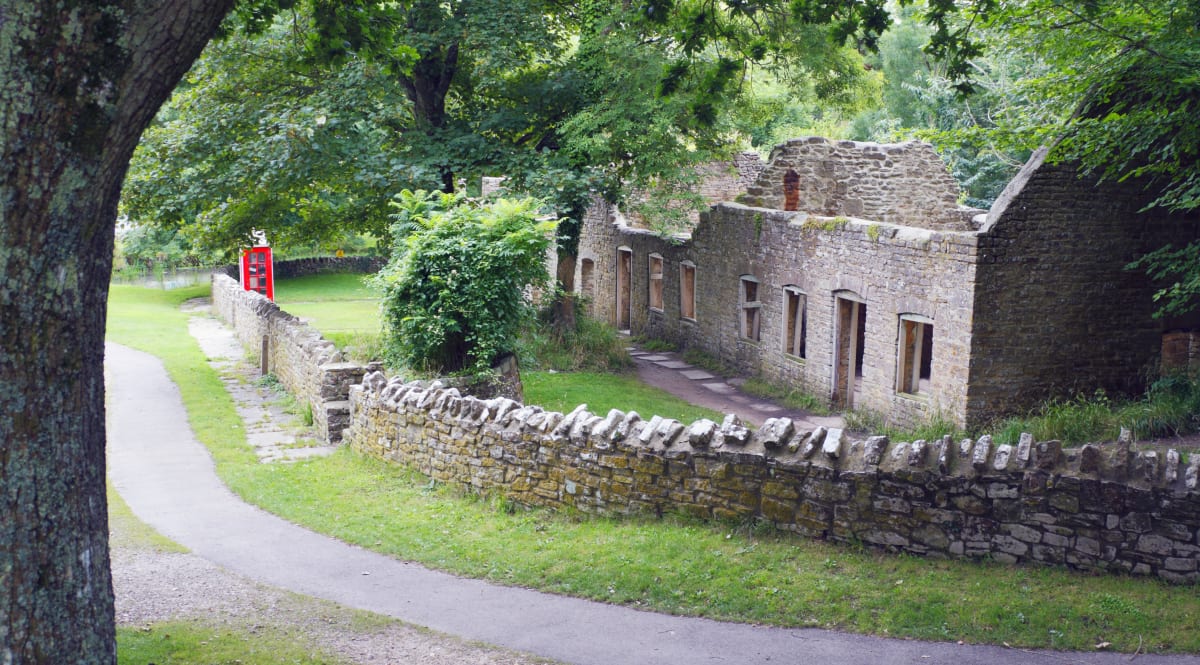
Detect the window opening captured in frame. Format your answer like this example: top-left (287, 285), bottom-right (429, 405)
top-left (680, 262), bottom-right (696, 320)
top-left (783, 286), bottom-right (807, 359)
top-left (783, 169), bottom-right (800, 211)
top-left (740, 276), bottom-right (761, 341)
top-left (898, 316), bottom-right (933, 396)
top-left (580, 259), bottom-right (595, 300)
top-left (648, 254), bottom-right (664, 311)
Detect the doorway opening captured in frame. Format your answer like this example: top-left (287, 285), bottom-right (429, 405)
top-left (834, 293), bottom-right (866, 408)
top-left (616, 248), bottom-right (633, 331)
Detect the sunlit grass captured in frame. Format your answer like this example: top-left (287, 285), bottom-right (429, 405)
top-left (117, 622), bottom-right (345, 665)
top-left (523, 371), bottom-right (724, 424)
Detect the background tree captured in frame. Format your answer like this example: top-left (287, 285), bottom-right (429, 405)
top-left (931, 0), bottom-right (1200, 312)
top-left (122, 15), bottom-right (413, 256)
top-left (0, 2), bottom-right (235, 663)
top-left (128, 0), bottom-right (892, 329)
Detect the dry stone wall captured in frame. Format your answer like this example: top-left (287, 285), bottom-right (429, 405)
top-left (211, 270), bottom-right (369, 442)
top-left (346, 372), bottom-right (1200, 583)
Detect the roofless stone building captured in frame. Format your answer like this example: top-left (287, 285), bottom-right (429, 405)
top-left (575, 137), bottom-right (1200, 428)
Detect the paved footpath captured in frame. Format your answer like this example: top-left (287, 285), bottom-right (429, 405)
top-left (628, 345), bottom-right (845, 429)
top-left (106, 341), bottom-right (1198, 665)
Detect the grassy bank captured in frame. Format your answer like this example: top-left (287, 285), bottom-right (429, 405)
top-left (105, 284), bottom-right (1200, 654)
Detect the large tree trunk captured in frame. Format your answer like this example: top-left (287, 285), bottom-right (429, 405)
top-left (0, 2), bottom-right (233, 663)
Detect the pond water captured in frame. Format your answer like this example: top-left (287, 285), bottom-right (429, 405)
top-left (111, 268), bottom-right (215, 290)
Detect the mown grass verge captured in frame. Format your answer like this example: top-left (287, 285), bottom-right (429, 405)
top-left (117, 622), bottom-right (344, 665)
top-left (106, 284), bottom-right (1200, 654)
top-left (523, 371), bottom-right (724, 424)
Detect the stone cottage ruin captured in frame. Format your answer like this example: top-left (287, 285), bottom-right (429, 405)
top-left (576, 137), bottom-right (1200, 428)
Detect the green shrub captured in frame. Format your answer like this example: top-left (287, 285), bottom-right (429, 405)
top-left (373, 190), bottom-right (555, 375)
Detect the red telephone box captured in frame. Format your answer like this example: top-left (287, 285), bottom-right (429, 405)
top-left (240, 246), bottom-right (274, 301)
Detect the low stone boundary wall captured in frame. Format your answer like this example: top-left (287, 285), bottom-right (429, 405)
top-left (210, 272), bottom-right (368, 442)
top-left (345, 371), bottom-right (1200, 583)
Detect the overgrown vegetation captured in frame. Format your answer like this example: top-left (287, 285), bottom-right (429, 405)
top-left (519, 304), bottom-right (634, 373)
top-left (844, 376), bottom-right (1200, 446)
top-left (844, 408), bottom-right (964, 442)
top-left (991, 378), bottom-right (1200, 445)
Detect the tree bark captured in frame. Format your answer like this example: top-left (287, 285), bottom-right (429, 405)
top-left (0, 2), bottom-right (234, 663)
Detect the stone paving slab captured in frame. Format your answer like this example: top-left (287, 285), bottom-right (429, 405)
top-left (640, 354), bottom-right (670, 361)
top-left (680, 370), bottom-right (716, 380)
top-left (750, 403), bottom-right (783, 413)
top-left (702, 382), bottom-right (735, 394)
top-left (654, 360), bottom-right (692, 369)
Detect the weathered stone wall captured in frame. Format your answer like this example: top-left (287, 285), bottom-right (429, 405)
top-left (969, 149), bottom-right (1200, 423)
top-left (738, 137), bottom-right (975, 230)
top-left (579, 202), bottom-right (978, 427)
top-left (346, 373), bottom-right (1200, 583)
top-left (211, 272), bottom-right (368, 442)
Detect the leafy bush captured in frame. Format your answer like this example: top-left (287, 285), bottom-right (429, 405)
top-left (373, 190), bottom-right (555, 375)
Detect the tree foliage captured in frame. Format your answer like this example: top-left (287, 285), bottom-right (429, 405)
top-left (124, 0), bottom-right (898, 250)
top-left (122, 15), bottom-right (412, 256)
top-left (964, 0), bottom-right (1200, 313)
top-left (373, 191), bottom-right (555, 374)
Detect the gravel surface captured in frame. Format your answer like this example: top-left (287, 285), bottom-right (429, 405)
top-left (111, 535), bottom-right (552, 664)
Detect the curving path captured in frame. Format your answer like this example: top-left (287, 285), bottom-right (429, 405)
top-left (105, 341), bottom-right (1198, 665)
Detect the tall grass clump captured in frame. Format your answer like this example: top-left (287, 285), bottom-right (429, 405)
top-left (740, 377), bottom-right (830, 415)
top-left (520, 305), bottom-right (633, 372)
top-left (991, 376), bottom-right (1200, 445)
top-left (844, 408), bottom-right (964, 442)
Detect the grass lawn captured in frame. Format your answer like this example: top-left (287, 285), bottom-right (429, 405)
top-left (274, 273), bottom-right (381, 334)
top-left (523, 371), bottom-right (725, 424)
top-left (273, 272), bottom-right (377, 303)
top-left (105, 281), bottom-right (1200, 656)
